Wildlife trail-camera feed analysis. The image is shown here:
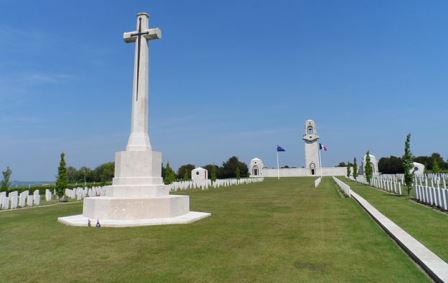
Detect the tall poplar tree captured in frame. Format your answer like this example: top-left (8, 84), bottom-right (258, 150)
top-left (353, 158), bottom-right (358, 179)
top-left (403, 134), bottom-right (414, 195)
top-left (211, 166), bottom-right (217, 182)
top-left (56, 153), bottom-right (68, 200)
top-left (346, 161), bottom-right (351, 178)
top-left (365, 151), bottom-right (373, 184)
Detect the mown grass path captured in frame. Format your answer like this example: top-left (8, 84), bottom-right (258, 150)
top-left (345, 177), bottom-right (448, 263)
top-left (0, 177), bottom-right (428, 282)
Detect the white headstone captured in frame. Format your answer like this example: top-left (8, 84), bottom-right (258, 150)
top-left (45, 189), bottom-right (52, 201)
top-left (27, 195), bottom-right (34, 207)
top-left (9, 191), bottom-right (18, 209)
top-left (33, 190), bottom-right (40, 206)
top-left (2, 196), bottom-right (9, 209)
top-left (0, 192), bottom-right (5, 209)
top-left (19, 191), bottom-right (28, 207)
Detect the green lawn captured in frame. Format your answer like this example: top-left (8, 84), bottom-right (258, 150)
top-left (344, 177), bottom-right (448, 262)
top-left (0, 177), bottom-right (429, 282)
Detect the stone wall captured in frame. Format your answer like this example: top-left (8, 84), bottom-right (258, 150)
top-left (261, 167), bottom-right (346, 177)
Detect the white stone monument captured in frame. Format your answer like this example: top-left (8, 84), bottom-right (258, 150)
top-left (303, 120), bottom-right (320, 176)
top-left (412, 162), bottom-right (425, 175)
top-left (361, 153), bottom-right (379, 175)
top-left (59, 12), bottom-right (210, 227)
top-left (249, 158), bottom-right (264, 177)
top-left (191, 167), bottom-right (208, 181)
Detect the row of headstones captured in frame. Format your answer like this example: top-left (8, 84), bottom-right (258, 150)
top-left (415, 184), bottom-right (448, 211)
top-left (0, 190), bottom-right (41, 210)
top-left (353, 175), bottom-right (402, 195)
top-left (375, 174), bottom-right (404, 183)
top-left (169, 178), bottom-right (264, 191)
top-left (371, 173), bottom-right (448, 189)
top-left (371, 176), bottom-right (403, 195)
top-left (333, 177), bottom-right (351, 197)
top-left (64, 187), bottom-right (106, 200)
top-left (415, 174), bottom-right (448, 190)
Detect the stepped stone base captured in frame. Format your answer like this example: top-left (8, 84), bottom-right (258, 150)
top-left (58, 211), bottom-right (210, 227)
top-left (83, 195), bottom-right (190, 220)
top-left (58, 149), bottom-right (211, 227)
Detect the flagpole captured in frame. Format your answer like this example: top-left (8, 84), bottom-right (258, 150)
top-left (319, 145), bottom-right (323, 178)
top-left (277, 150), bottom-right (280, 180)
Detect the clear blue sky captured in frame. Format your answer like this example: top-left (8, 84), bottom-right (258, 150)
top-left (1, 0), bottom-right (447, 181)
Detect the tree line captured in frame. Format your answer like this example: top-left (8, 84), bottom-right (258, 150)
top-left (162, 156), bottom-right (249, 184)
top-left (65, 162), bottom-right (115, 184)
top-left (378, 152), bottom-right (447, 174)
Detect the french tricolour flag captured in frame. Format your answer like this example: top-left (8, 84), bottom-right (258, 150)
top-left (319, 143), bottom-right (328, 151)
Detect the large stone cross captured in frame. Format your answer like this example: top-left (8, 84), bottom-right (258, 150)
top-left (124, 12), bottom-right (161, 151)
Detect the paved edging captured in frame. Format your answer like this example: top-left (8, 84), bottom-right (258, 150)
top-left (334, 177), bottom-right (448, 283)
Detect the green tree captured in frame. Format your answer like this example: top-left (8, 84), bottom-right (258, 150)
top-left (1, 166), bottom-right (12, 191)
top-left (346, 161), bottom-right (351, 178)
top-left (353, 158), bottom-right (358, 179)
top-left (203, 164), bottom-right (219, 181)
top-left (235, 166), bottom-right (241, 180)
top-left (429, 153), bottom-right (447, 170)
top-left (163, 162), bottom-right (177, 184)
top-left (403, 134), bottom-right (414, 195)
top-left (177, 164), bottom-right (195, 181)
top-left (378, 156), bottom-right (404, 174)
top-left (95, 162), bottom-right (115, 183)
top-left (222, 156), bottom-right (249, 179)
top-left (365, 151), bottom-right (373, 184)
top-left (79, 166), bottom-right (94, 184)
top-left (432, 158), bottom-right (440, 173)
top-left (211, 166), bottom-right (217, 182)
top-left (56, 153), bottom-right (68, 200)
top-left (66, 166), bottom-right (78, 184)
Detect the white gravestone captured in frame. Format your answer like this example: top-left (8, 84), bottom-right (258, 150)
top-left (2, 196), bottom-right (9, 209)
top-left (27, 195), bottom-right (34, 207)
top-left (58, 12), bottom-right (210, 227)
top-left (0, 192), bottom-right (5, 209)
top-left (19, 191), bottom-right (28, 207)
top-left (10, 191), bottom-right (18, 209)
top-left (33, 190), bottom-right (40, 206)
top-left (45, 189), bottom-right (52, 202)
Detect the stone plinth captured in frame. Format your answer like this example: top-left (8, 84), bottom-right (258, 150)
top-left (58, 150), bottom-right (210, 227)
top-left (83, 195), bottom-right (189, 220)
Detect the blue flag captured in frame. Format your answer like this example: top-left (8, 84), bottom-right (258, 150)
top-left (277, 145), bottom-right (286, 152)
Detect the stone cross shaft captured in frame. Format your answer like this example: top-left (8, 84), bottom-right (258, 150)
top-left (123, 12), bottom-right (161, 151)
